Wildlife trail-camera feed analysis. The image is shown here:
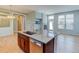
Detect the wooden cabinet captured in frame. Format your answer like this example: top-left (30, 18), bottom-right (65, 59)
top-left (18, 33), bottom-right (55, 53)
top-left (24, 37), bottom-right (30, 53)
top-left (43, 38), bottom-right (54, 53)
top-left (18, 33), bottom-right (30, 53)
top-left (18, 34), bottom-right (25, 50)
top-left (20, 38), bottom-right (25, 51)
top-left (18, 34), bottom-right (21, 48)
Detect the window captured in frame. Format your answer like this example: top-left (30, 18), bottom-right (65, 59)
top-left (48, 15), bottom-right (54, 31)
top-left (66, 14), bottom-right (74, 30)
top-left (48, 15), bottom-right (54, 36)
top-left (58, 14), bottom-right (74, 30)
top-left (49, 21), bottom-right (53, 30)
top-left (58, 15), bottom-right (65, 29)
top-left (0, 16), bottom-right (10, 27)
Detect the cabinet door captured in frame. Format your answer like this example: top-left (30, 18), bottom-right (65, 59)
top-left (20, 38), bottom-right (25, 51)
top-left (24, 36), bottom-right (30, 53)
top-left (18, 35), bottom-right (21, 48)
top-left (18, 33), bottom-right (25, 52)
top-left (43, 38), bottom-right (54, 53)
top-left (35, 13), bottom-right (42, 19)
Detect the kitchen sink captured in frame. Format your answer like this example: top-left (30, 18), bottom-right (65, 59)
top-left (24, 31), bottom-right (36, 35)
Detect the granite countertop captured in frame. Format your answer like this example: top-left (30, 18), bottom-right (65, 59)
top-left (18, 31), bottom-right (57, 44)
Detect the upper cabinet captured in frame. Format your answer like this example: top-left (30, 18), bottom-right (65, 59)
top-left (29, 11), bottom-right (43, 19)
top-left (35, 12), bottom-right (43, 19)
top-left (26, 11), bottom-right (43, 32)
top-left (32, 12), bottom-right (43, 34)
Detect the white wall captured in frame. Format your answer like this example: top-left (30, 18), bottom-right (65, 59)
top-left (25, 12), bottom-right (35, 32)
top-left (0, 20), bottom-right (13, 36)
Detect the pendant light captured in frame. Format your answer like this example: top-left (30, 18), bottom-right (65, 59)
top-left (7, 5), bottom-right (15, 19)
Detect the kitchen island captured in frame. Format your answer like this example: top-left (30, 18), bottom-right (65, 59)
top-left (18, 31), bottom-right (57, 53)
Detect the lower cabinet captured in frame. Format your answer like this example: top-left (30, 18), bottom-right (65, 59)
top-left (20, 38), bottom-right (25, 51)
top-left (43, 38), bottom-right (54, 53)
top-left (18, 33), bottom-right (55, 53)
top-left (18, 33), bottom-right (43, 53)
top-left (18, 34), bottom-right (24, 50)
top-left (24, 37), bottom-right (30, 53)
top-left (18, 33), bottom-right (30, 53)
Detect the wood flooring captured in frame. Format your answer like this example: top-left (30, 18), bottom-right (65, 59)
top-left (0, 34), bottom-right (79, 53)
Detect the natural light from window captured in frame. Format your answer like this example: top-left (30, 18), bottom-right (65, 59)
top-left (48, 15), bottom-right (54, 31)
top-left (58, 15), bottom-right (65, 29)
top-left (58, 14), bottom-right (74, 30)
top-left (66, 14), bottom-right (74, 30)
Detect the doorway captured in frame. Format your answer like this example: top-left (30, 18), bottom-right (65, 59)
top-left (13, 15), bottom-right (25, 33)
top-left (17, 15), bottom-right (23, 31)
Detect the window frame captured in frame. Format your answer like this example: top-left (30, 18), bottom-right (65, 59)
top-left (65, 14), bottom-right (74, 30)
top-left (48, 15), bottom-right (54, 30)
top-left (58, 15), bottom-right (65, 29)
top-left (47, 15), bottom-right (54, 34)
top-left (58, 14), bottom-right (74, 30)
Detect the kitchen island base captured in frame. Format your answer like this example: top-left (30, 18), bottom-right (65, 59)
top-left (18, 32), bottom-right (55, 53)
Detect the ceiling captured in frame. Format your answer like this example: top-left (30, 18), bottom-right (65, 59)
top-left (0, 5), bottom-right (79, 14)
